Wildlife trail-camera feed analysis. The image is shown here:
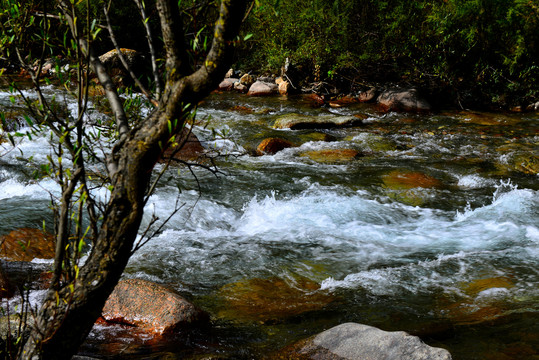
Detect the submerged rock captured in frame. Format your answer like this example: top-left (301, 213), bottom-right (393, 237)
top-left (0, 228), bottom-right (55, 262)
top-left (436, 276), bottom-right (517, 326)
top-left (274, 322), bottom-right (452, 360)
top-left (497, 153), bottom-right (539, 176)
top-left (377, 88), bottom-right (431, 112)
top-left (216, 276), bottom-right (333, 323)
top-left (273, 113), bottom-right (363, 130)
top-left (382, 170), bottom-right (443, 206)
top-left (102, 278), bottom-right (208, 335)
top-left (256, 138), bottom-right (295, 155)
top-left (300, 149), bottom-right (360, 163)
top-left (455, 111), bottom-right (520, 126)
top-left (347, 133), bottom-right (398, 152)
top-left (382, 170), bottom-right (442, 190)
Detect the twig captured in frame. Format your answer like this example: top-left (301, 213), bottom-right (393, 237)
top-left (103, 3), bottom-right (158, 106)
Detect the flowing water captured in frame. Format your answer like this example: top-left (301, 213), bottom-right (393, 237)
top-left (1, 85), bottom-right (538, 359)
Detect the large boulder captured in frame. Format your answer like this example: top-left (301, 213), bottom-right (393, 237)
top-left (102, 278), bottom-right (208, 335)
top-left (273, 113), bottom-right (363, 130)
top-left (275, 322), bottom-right (452, 360)
top-left (377, 88), bottom-right (431, 112)
top-left (0, 228), bottom-right (55, 262)
top-left (247, 80), bottom-right (278, 96)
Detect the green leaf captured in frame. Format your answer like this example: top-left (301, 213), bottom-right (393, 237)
top-left (23, 115), bottom-right (33, 127)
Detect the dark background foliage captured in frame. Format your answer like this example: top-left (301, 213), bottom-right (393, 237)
top-left (3, 0), bottom-right (538, 108)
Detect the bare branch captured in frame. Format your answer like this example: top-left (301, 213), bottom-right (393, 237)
top-left (58, 0), bottom-right (130, 178)
top-left (103, 5), bottom-right (158, 106)
top-left (133, 0), bottom-right (162, 99)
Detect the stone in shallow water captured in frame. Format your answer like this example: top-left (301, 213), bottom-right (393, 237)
top-left (273, 113), bottom-right (363, 130)
top-left (217, 276), bottom-right (333, 323)
top-left (274, 322), bottom-right (452, 360)
top-left (256, 138), bottom-right (295, 155)
top-left (437, 276), bottom-right (516, 326)
top-left (377, 89), bottom-right (431, 113)
top-left (381, 170), bottom-right (443, 206)
top-left (102, 279), bottom-right (208, 335)
top-left (300, 149), bottom-right (360, 163)
top-left (0, 228), bottom-right (55, 262)
top-left (382, 170), bottom-right (443, 190)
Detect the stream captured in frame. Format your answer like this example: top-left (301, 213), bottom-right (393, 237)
top-left (1, 85), bottom-right (538, 359)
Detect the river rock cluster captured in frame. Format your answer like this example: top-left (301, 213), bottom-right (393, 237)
top-left (219, 69), bottom-right (434, 113)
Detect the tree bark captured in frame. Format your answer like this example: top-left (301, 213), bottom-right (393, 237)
top-left (19, 0), bottom-right (247, 358)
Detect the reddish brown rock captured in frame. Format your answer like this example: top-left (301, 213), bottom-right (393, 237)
top-left (256, 138), bottom-right (295, 155)
top-left (329, 95), bottom-right (359, 107)
top-left (305, 93), bottom-right (325, 107)
top-left (0, 228), bottom-right (56, 262)
top-left (102, 278), bottom-right (208, 335)
top-left (228, 105), bottom-right (254, 114)
top-left (160, 129), bottom-right (205, 162)
top-left (382, 170), bottom-right (443, 190)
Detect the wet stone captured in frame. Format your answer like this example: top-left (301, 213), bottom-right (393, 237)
top-left (382, 170), bottom-right (443, 190)
top-left (0, 228), bottom-right (55, 262)
top-left (300, 149), bottom-right (360, 163)
top-left (102, 278), bottom-right (209, 335)
top-left (273, 114), bottom-right (363, 130)
top-left (216, 276), bottom-right (333, 323)
top-left (256, 138), bottom-right (295, 155)
top-left (273, 323), bottom-right (452, 360)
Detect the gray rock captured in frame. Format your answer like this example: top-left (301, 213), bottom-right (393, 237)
top-left (218, 78), bottom-right (239, 91)
top-left (377, 88), bottom-right (431, 112)
top-left (273, 113), bottom-right (363, 130)
top-left (276, 322), bottom-right (452, 360)
top-left (247, 80), bottom-right (278, 96)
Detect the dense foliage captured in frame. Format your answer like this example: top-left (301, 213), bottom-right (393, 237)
top-left (2, 0), bottom-right (538, 108)
top-left (238, 0), bottom-right (539, 107)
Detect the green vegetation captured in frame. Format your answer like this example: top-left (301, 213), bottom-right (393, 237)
top-left (237, 0), bottom-right (539, 108)
top-left (2, 0), bottom-right (538, 106)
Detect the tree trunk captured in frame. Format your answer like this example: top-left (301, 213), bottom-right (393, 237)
top-left (19, 0), bottom-right (247, 358)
